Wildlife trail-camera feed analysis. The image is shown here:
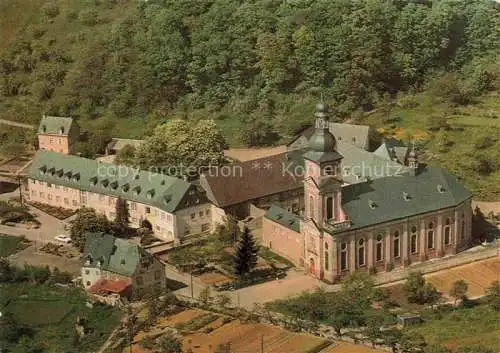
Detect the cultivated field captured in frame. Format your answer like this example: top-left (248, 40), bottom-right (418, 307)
top-left (425, 257), bottom-right (500, 299)
top-left (385, 257), bottom-right (500, 306)
top-left (132, 307), bottom-right (385, 353)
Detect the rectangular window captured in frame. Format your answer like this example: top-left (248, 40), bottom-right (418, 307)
top-left (411, 235), bottom-right (418, 254)
top-left (153, 209), bottom-right (158, 216)
top-left (31, 190), bottom-right (36, 196)
top-left (376, 243), bottom-right (383, 262)
top-left (190, 213), bottom-right (195, 220)
top-left (444, 227), bottom-right (451, 245)
top-left (427, 231), bottom-right (434, 249)
top-left (131, 202), bottom-right (137, 211)
top-left (63, 187), bottom-right (68, 192)
top-left (72, 200), bottom-right (78, 206)
top-left (201, 223), bottom-right (210, 232)
top-left (64, 198), bottom-right (69, 205)
top-left (205, 209), bottom-right (210, 216)
top-left (155, 225), bottom-right (160, 231)
top-left (145, 207), bottom-right (151, 214)
top-left (48, 194), bottom-right (52, 201)
top-left (39, 192), bottom-right (45, 199)
top-left (47, 183), bottom-right (52, 188)
top-left (161, 213), bottom-right (165, 220)
top-left (199, 211), bottom-right (204, 218)
top-left (31, 179), bottom-right (36, 184)
top-left (85, 270), bottom-right (90, 275)
top-left (340, 251), bottom-right (348, 271)
top-left (56, 196), bottom-right (61, 202)
top-left (108, 197), bottom-right (114, 206)
top-left (167, 214), bottom-right (172, 223)
top-left (394, 238), bottom-right (400, 258)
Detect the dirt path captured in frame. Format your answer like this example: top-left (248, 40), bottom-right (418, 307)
top-left (0, 119), bottom-right (35, 130)
top-left (224, 146), bottom-right (287, 162)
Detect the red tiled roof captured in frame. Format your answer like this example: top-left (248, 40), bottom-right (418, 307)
top-left (200, 150), bottom-right (304, 208)
top-left (88, 279), bottom-right (130, 294)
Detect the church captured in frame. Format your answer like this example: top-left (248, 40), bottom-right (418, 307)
top-left (261, 104), bottom-right (473, 282)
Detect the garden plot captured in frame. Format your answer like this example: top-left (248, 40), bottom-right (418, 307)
top-left (425, 257), bottom-right (500, 299)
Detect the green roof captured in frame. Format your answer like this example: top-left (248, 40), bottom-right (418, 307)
top-left (38, 115), bottom-right (74, 134)
top-left (339, 166), bottom-right (472, 232)
top-left (28, 151), bottom-right (205, 212)
top-left (265, 205), bottom-right (301, 233)
top-left (83, 232), bottom-right (152, 276)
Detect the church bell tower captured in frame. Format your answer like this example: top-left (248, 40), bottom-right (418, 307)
top-left (303, 103), bottom-right (346, 226)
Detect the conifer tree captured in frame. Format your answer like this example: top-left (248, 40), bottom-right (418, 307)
top-left (234, 227), bottom-right (258, 278)
top-left (114, 197), bottom-right (130, 231)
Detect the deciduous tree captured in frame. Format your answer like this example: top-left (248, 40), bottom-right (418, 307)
top-left (70, 208), bottom-right (111, 251)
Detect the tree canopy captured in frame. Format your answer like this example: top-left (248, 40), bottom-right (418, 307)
top-left (70, 208), bottom-right (111, 251)
top-left (1, 0), bottom-right (498, 147)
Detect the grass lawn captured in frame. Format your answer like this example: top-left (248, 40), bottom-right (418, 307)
top-left (408, 304), bottom-right (500, 352)
top-left (0, 234), bottom-right (30, 257)
top-left (0, 282), bottom-right (122, 353)
top-left (362, 91), bottom-right (500, 201)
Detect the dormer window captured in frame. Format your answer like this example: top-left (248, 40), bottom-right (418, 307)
top-left (110, 181), bottom-right (118, 189)
top-left (437, 184), bottom-right (445, 193)
top-left (64, 171), bottom-right (72, 180)
top-left (133, 186), bottom-right (141, 195)
top-left (146, 189), bottom-right (155, 199)
top-left (60, 126), bottom-right (65, 134)
top-left (89, 177), bottom-right (98, 186)
top-left (72, 173), bottom-right (80, 182)
top-left (134, 174), bottom-right (140, 180)
top-left (39, 165), bottom-right (47, 174)
top-left (164, 195), bottom-right (172, 203)
top-left (276, 213), bottom-right (283, 220)
top-left (368, 200), bottom-right (377, 209)
top-left (161, 180), bottom-right (166, 185)
top-left (122, 183), bottom-right (130, 192)
top-left (101, 179), bottom-right (109, 187)
top-left (56, 169), bottom-right (63, 177)
top-left (42, 125), bottom-right (47, 132)
top-left (48, 167), bottom-right (55, 176)
top-left (403, 192), bottom-right (411, 201)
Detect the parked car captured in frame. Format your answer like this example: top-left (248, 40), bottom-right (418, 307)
top-left (54, 235), bottom-right (71, 243)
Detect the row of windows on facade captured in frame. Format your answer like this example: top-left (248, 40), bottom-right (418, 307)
top-left (322, 219), bottom-right (465, 272)
top-left (31, 180), bottom-right (211, 220)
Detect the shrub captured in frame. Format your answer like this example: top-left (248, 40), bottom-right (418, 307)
top-left (78, 9), bottom-right (99, 26)
top-left (42, 2), bottom-right (60, 18)
top-left (474, 135), bottom-right (495, 150)
top-left (472, 154), bottom-right (498, 175)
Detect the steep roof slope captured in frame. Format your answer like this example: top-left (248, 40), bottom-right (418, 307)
top-left (340, 166), bottom-right (472, 232)
top-left (83, 232), bottom-right (152, 277)
top-left (28, 150), bottom-right (205, 212)
top-left (38, 116), bottom-right (74, 135)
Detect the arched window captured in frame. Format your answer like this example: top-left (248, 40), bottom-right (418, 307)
top-left (309, 196), bottom-right (314, 219)
top-left (393, 231), bottom-right (400, 258)
top-left (427, 222), bottom-right (434, 249)
top-left (340, 242), bottom-right (348, 270)
top-left (326, 196), bottom-right (333, 220)
top-left (410, 226), bottom-right (418, 254)
top-left (324, 242), bottom-right (329, 271)
top-left (376, 234), bottom-right (383, 262)
top-left (358, 238), bottom-right (365, 266)
top-left (444, 218), bottom-right (451, 245)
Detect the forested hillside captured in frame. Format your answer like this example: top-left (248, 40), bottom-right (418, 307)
top-left (1, 0), bottom-right (500, 199)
